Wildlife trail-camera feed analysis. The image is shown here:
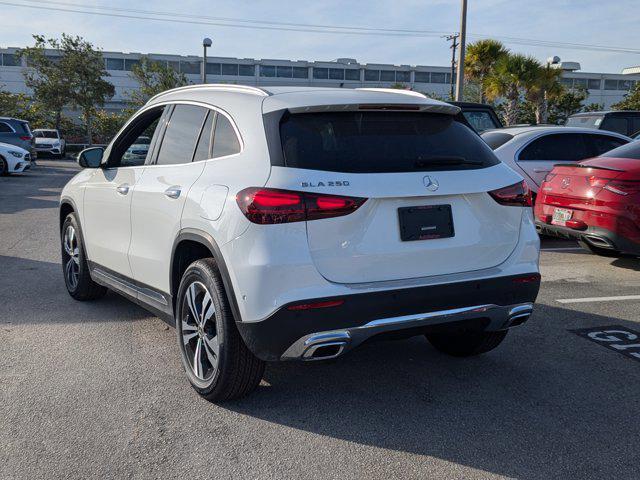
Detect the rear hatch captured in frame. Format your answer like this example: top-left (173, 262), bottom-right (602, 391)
top-left (268, 108), bottom-right (525, 284)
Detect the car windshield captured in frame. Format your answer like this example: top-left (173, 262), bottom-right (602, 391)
top-left (566, 115), bottom-right (603, 128)
top-left (462, 111), bottom-right (500, 132)
top-left (601, 141), bottom-right (640, 160)
top-left (133, 136), bottom-right (151, 145)
top-left (480, 131), bottom-right (515, 150)
top-left (34, 130), bottom-right (58, 138)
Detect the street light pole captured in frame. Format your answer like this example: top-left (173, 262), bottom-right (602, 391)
top-left (202, 37), bottom-right (212, 84)
top-left (454, 0), bottom-right (467, 101)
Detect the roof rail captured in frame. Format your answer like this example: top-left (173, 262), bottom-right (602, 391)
top-left (356, 88), bottom-right (427, 99)
top-left (148, 83), bottom-right (269, 103)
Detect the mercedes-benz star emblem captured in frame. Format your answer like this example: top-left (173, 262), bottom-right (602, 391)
top-left (561, 177), bottom-right (571, 189)
top-left (423, 175), bottom-right (439, 192)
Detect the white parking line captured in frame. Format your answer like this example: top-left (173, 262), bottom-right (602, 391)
top-left (557, 295), bottom-right (640, 304)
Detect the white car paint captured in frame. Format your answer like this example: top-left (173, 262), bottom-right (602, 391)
top-left (33, 129), bottom-right (65, 157)
top-left (60, 84), bottom-right (540, 356)
top-left (0, 142), bottom-right (31, 174)
top-left (484, 126), bottom-right (631, 194)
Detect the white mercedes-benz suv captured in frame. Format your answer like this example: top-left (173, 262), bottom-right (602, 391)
top-left (60, 85), bottom-right (540, 401)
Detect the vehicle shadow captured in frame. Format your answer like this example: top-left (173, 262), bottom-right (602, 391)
top-left (610, 257), bottom-right (640, 271)
top-left (0, 255), bottom-right (150, 324)
top-left (224, 303), bottom-right (640, 478)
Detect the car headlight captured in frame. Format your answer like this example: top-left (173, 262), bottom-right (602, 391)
top-left (9, 151), bottom-right (23, 158)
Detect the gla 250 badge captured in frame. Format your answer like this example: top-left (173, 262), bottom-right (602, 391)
top-left (301, 181), bottom-right (350, 187)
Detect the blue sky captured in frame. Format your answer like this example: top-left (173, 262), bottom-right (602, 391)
top-left (3, 0), bottom-right (640, 73)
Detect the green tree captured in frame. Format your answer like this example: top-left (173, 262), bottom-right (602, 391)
top-left (525, 65), bottom-right (562, 124)
top-left (128, 56), bottom-right (189, 107)
top-left (583, 102), bottom-right (604, 112)
top-left (16, 35), bottom-right (71, 131)
top-left (548, 87), bottom-right (588, 124)
top-left (612, 82), bottom-right (640, 110)
top-left (485, 53), bottom-right (540, 126)
top-left (90, 109), bottom-right (129, 144)
top-left (465, 39), bottom-right (509, 103)
top-left (0, 87), bottom-right (51, 128)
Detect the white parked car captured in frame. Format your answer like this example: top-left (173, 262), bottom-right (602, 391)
top-left (59, 85), bottom-right (541, 401)
top-left (482, 126), bottom-right (631, 196)
top-left (33, 128), bottom-right (66, 158)
top-left (122, 135), bottom-right (151, 165)
top-left (0, 141), bottom-right (31, 175)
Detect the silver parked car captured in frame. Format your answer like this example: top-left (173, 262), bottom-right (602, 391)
top-left (0, 117), bottom-right (35, 157)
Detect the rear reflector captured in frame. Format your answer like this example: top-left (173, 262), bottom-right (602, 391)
top-left (19, 136), bottom-right (32, 141)
top-left (512, 274), bottom-right (541, 284)
top-left (236, 187), bottom-right (367, 224)
top-left (287, 299), bottom-right (345, 311)
top-left (488, 180), bottom-right (532, 207)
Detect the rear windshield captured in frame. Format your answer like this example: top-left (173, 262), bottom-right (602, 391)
top-left (480, 131), bottom-right (514, 150)
top-left (566, 115), bottom-right (603, 128)
top-left (462, 110), bottom-right (500, 132)
top-left (602, 141), bottom-right (640, 160)
top-left (278, 112), bottom-right (499, 173)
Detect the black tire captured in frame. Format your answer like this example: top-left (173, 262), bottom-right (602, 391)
top-left (578, 240), bottom-right (621, 258)
top-left (426, 330), bottom-right (508, 357)
top-left (0, 156), bottom-right (8, 176)
top-left (176, 258), bottom-right (265, 402)
top-left (61, 213), bottom-right (107, 301)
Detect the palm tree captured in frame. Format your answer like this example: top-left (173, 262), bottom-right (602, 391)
top-left (465, 39), bottom-right (509, 103)
top-left (526, 65), bottom-right (562, 124)
top-left (485, 53), bottom-right (541, 126)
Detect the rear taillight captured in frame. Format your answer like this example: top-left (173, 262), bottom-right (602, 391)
top-left (236, 187), bottom-right (367, 224)
top-left (488, 180), bottom-right (532, 207)
top-left (20, 136), bottom-right (32, 141)
top-left (604, 180), bottom-right (640, 196)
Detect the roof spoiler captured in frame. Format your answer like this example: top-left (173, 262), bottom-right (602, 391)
top-left (555, 163), bottom-right (625, 172)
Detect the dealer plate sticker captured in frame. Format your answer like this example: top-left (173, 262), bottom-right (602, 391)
top-left (571, 325), bottom-right (640, 362)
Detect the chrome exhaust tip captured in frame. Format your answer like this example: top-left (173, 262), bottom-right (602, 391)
top-left (303, 341), bottom-right (347, 361)
top-left (507, 304), bottom-right (533, 327)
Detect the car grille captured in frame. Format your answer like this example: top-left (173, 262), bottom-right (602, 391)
top-left (132, 150), bottom-right (147, 155)
top-left (38, 144), bottom-right (53, 149)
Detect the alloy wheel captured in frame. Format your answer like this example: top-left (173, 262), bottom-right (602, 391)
top-left (63, 225), bottom-right (80, 290)
top-left (180, 281), bottom-right (219, 381)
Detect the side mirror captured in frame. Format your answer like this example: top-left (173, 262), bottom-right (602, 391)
top-left (77, 147), bottom-right (104, 168)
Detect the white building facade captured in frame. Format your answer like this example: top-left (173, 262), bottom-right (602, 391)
top-left (1, 47), bottom-right (639, 113)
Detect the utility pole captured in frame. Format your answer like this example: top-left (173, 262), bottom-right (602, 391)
top-left (445, 34), bottom-right (459, 100)
top-left (202, 37), bottom-right (212, 84)
top-left (454, 0), bottom-right (468, 101)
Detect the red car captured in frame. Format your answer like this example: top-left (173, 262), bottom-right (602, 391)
top-left (535, 141), bottom-right (640, 257)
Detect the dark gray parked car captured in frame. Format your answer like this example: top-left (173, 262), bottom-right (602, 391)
top-left (0, 117), bottom-right (35, 156)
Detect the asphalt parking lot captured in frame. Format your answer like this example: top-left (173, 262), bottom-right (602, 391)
top-left (2, 159), bottom-right (639, 480)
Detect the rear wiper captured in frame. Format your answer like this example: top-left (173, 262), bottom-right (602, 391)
top-left (414, 156), bottom-right (483, 168)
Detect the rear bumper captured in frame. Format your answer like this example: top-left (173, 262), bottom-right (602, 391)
top-left (236, 273), bottom-right (540, 361)
top-left (536, 221), bottom-right (640, 254)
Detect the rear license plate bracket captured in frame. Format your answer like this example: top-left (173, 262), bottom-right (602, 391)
top-left (398, 205), bottom-right (454, 241)
top-left (552, 207), bottom-right (573, 226)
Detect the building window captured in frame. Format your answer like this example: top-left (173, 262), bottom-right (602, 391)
top-left (293, 66), bottom-right (308, 79)
top-left (206, 63), bottom-right (222, 75)
top-left (364, 70), bottom-right (380, 81)
top-left (106, 58), bottom-right (124, 70)
top-left (2, 53), bottom-right (17, 66)
top-left (573, 78), bottom-right (588, 89)
top-left (619, 80), bottom-right (633, 90)
top-left (396, 71), bottom-right (410, 82)
top-left (180, 61), bottom-right (200, 75)
top-left (260, 65), bottom-right (276, 77)
top-left (124, 59), bottom-right (140, 71)
top-left (168, 61), bottom-right (180, 72)
top-left (345, 69), bottom-right (360, 81)
top-left (560, 77), bottom-right (573, 88)
top-left (380, 70), bottom-right (395, 81)
top-left (277, 66), bottom-right (293, 78)
top-left (329, 68), bottom-right (344, 80)
top-left (222, 64), bottom-right (238, 76)
top-left (431, 72), bottom-right (447, 84)
top-left (604, 79), bottom-right (619, 90)
top-left (588, 78), bottom-right (601, 90)
top-left (313, 68), bottom-right (329, 79)
top-left (414, 72), bottom-right (430, 83)
top-left (239, 64), bottom-right (255, 76)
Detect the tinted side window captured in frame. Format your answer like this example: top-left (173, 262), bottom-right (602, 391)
top-left (589, 135), bottom-right (627, 156)
top-left (0, 122), bottom-right (13, 133)
top-left (212, 114), bottom-right (241, 158)
top-left (519, 134), bottom-right (591, 161)
top-left (601, 116), bottom-right (629, 135)
top-left (193, 112), bottom-right (214, 162)
top-left (602, 141), bottom-right (640, 160)
top-left (156, 105), bottom-right (207, 165)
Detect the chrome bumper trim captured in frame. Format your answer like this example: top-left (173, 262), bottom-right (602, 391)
top-left (281, 302), bottom-right (534, 361)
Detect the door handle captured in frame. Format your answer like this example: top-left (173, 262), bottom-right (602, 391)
top-left (116, 184), bottom-right (130, 195)
top-left (164, 187), bottom-right (181, 199)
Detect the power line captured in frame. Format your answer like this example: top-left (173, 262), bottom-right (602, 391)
top-left (3, 0), bottom-right (640, 55)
